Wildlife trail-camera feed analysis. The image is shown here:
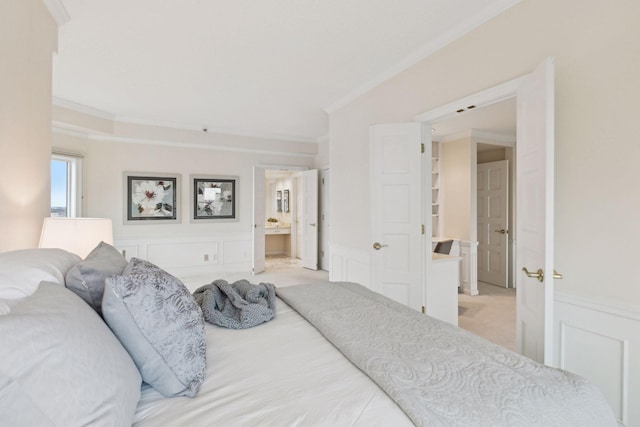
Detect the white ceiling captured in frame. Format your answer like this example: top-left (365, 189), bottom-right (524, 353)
top-left (53, 0), bottom-right (520, 142)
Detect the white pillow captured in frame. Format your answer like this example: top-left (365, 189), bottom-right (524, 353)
top-left (0, 248), bottom-right (81, 303)
top-left (0, 282), bottom-right (142, 425)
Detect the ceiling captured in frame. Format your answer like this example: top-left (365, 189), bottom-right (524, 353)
top-left (53, 0), bottom-right (520, 143)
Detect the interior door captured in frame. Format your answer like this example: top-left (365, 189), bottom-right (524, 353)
top-left (370, 123), bottom-right (424, 311)
top-left (477, 160), bottom-right (509, 287)
top-left (319, 169), bottom-right (330, 271)
top-left (302, 169), bottom-right (318, 270)
top-left (252, 166), bottom-right (266, 275)
top-left (516, 58), bottom-right (555, 364)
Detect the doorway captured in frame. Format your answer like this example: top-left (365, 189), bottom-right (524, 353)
top-left (415, 57), bottom-right (556, 363)
top-left (252, 166), bottom-right (322, 275)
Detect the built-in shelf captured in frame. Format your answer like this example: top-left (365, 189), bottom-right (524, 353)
top-left (432, 141), bottom-right (440, 237)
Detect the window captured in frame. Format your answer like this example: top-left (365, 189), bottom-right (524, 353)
top-left (50, 153), bottom-right (82, 217)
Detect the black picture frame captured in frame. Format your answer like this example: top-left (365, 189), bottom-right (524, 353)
top-left (191, 175), bottom-right (238, 222)
top-left (124, 173), bottom-right (180, 224)
top-left (276, 190), bottom-right (282, 212)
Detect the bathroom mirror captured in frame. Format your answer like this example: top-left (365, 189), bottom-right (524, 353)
top-left (283, 190), bottom-right (289, 213)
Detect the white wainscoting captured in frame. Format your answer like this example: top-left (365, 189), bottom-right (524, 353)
top-left (114, 233), bottom-right (252, 277)
top-left (554, 292), bottom-right (640, 426)
top-left (459, 240), bottom-right (478, 296)
top-left (329, 243), bottom-right (370, 287)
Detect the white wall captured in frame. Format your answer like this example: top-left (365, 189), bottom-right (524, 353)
top-left (52, 110), bottom-right (315, 273)
top-left (0, 0), bottom-right (58, 252)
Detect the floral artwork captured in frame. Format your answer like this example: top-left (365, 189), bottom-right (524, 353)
top-left (192, 176), bottom-right (237, 221)
top-left (125, 174), bottom-right (179, 222)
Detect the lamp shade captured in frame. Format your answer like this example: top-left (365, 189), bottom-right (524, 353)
top-left (39, 218), bottom-right (114, 258)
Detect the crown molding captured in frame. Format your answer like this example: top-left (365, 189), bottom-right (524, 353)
top-left (52, 97), bottom-right (115, 121)
top-left (52, 97), bottom-right (320, 144)
top-left (41, 0), bottom-right (70, 26)
top-left (324, 0), bottom-right (522, 114)
top-left (116, 115), bottom-right (317, 144)
top-left (87, 134), bottom-right (316, 159)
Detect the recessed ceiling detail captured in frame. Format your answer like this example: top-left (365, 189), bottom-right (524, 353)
top-left (53, 0), bottom-right (521, 142)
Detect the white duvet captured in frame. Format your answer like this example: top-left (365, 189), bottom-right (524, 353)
top-left (133, 298), bottom-right (413, 427)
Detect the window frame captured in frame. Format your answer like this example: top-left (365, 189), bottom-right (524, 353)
top-left (51, 152), bottom-right (83, 217)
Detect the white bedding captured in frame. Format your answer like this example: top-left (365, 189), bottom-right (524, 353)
top-left (134, 298), bottom-right (413, 427)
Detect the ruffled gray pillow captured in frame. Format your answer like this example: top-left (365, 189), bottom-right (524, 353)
top-left (102, 258), bottom-right (206, 397)
top-left (65, 242), bottom-right (128, 315)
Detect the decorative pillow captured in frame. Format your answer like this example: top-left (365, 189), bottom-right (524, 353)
top-left (0, 248), bottom-right (81, 315)
top-left (102, 258), bottom-right (206, 398)
top-left (65, 241), bottom-right (128, 315)
top-left (0, 282), bottom-right (141, 426)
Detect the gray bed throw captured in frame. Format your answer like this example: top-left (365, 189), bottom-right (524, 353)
top-left (193, 279), bottom-right (276, 329)
top-left (277, 282), bottom-right (617, 427)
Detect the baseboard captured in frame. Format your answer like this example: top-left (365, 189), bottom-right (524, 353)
top-left (554, 292), bottom-right (640, 426)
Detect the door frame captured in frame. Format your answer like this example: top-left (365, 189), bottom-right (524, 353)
top-left (252, 164), bottom-right (308, 273)
top-left (413, 65), bottom-right (553, 361)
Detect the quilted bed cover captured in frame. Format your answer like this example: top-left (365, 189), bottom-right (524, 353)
top-left (133, 295), bottom-right (413, 427)
top-left (134, 281), bottom-right (616, 427)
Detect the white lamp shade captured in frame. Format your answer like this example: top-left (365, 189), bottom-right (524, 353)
top-left (39, 218), bottom-right (114, 258)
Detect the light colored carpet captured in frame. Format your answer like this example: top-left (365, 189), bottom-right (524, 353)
top-left (458, 281), bottom-right (516, 351)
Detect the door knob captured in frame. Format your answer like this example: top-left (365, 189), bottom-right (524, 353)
top-left (494, 229), bottom-right (507, 234)
top-left (522, 267), bottom-right (544, 283)
top-left (373, 242), bottom-right (388, 250)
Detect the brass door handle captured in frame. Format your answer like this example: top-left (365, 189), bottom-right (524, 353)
top-left (373, 242), bottom-right (388, 250)
top-left (522, 267), bottom-right (544, 283)
top-left (494, 229), bottom-right (507, 234)
top-left (522, 267), bottom-right (564, 283)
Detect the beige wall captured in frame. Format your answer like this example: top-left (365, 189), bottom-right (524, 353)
top-left (477, 148), bottom-right (506, 164)
top-left (0, 0), bottom-right (58, 252)
top-left (441, 138), bottom-right (473, 241)
top-left (329, 0), bottom-right (640, 307)
top-left (53, 124), bottom-right (314, 242)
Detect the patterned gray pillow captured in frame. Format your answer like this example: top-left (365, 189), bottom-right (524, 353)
top-left (102, 258), bottom-right (206, 398)
top-left (65, 241), bottom-right (128, 315)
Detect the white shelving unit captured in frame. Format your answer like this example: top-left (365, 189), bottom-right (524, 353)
top-left (431, 140), bottom-right (440, 237)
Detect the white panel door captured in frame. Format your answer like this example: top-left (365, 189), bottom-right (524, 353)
top-left (477, 160), bottom-right (509, 287)
top-left (370, 123), bottom-right (424, 311)
top-left (252, 166), bottom-right (266, 275)
top-left (516, 58), bottom-right (555, 364)
top-left (302, 169), bottom-right (318, 270)
top-left (319, 169), bottom-right (330, 271)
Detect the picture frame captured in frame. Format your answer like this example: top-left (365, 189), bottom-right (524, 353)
top-left (124, 172), bottom-right (180, 224)
top-left (276, 190), bottom-right (282, 212)
top-left (283, 189), bottom-right (290, 213)
top-left (190, 175), bottom-right (239, 222)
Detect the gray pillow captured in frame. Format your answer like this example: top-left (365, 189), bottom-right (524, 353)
top-left (65, 241), bottom-right (128, 315)
top-left (0, 282), bottom-right (141, 426)
top-left (102, 258), bottom-right (206, 398)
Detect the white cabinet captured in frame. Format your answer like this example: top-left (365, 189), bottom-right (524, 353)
top-left (428, 253), bottom-right (461, 326)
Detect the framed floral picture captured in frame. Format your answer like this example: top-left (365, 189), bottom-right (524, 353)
top-left (124, 172), bottom-right (180, 224)
top-left (190, 175), bottom-right (238, 222)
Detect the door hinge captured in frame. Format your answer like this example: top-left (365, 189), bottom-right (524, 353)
top-left (421, 224), bottom-right (425, 235)
top-left (421, 143), bottom-right (425, 154)
top-left (421, 305), bottom-right (425, 314)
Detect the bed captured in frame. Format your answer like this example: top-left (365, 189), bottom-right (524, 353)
top-left (0, 247), bottom-right (617, 427)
